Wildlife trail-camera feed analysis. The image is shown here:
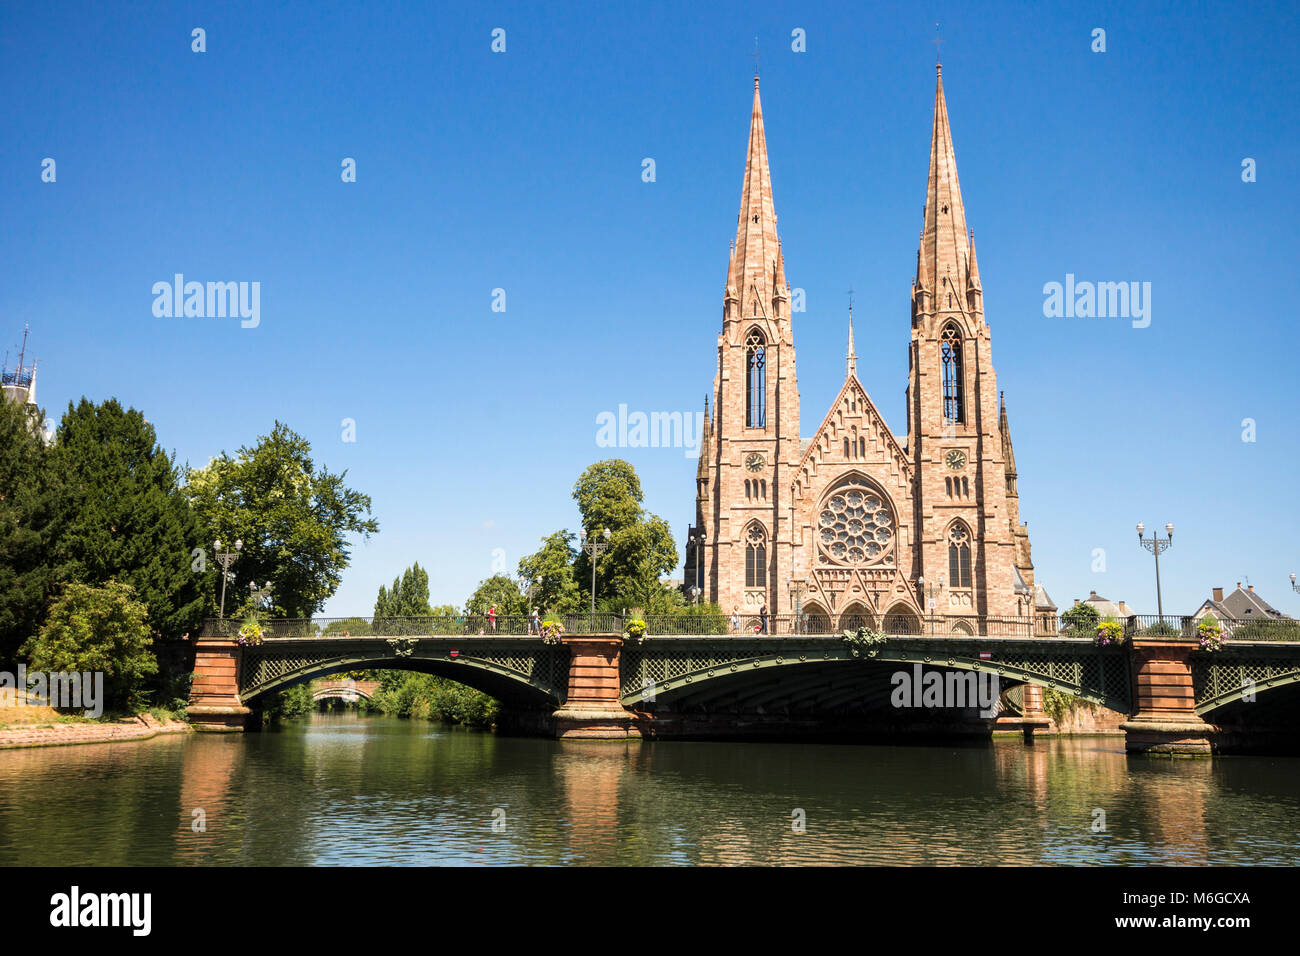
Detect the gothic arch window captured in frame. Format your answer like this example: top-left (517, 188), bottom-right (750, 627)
top-left (760, 478), bottom-right (767, 499)
top-left (745, 523), bottom-right (768, 588)
top-left (744, 479), bottom-right (751, 499)
top-left (962, 477), bottom-right (969, 497)
top-left (858, 437), bottom-right (866, 457)
top-left (948, 521), bottom-right (973, 588)
top-left (816, 477), bottom-right (896, 567)
top-left (746, 328), bottom-right (766, 428)
top-left (945, 477), bottom-right (953, 496)
top-left (941, 324), bottom-right (965, 425)
top-left (843, 438), bottom-right (850, 458)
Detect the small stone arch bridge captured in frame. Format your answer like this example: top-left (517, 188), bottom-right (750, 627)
top-left (186, 614), bottom-right (1300, 754)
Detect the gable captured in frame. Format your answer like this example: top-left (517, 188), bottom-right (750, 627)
top-left (791, 375), bottom-right (911, 503)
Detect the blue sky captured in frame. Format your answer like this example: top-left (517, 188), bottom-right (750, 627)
top-left (2, 1), bottom-right (1297, 618)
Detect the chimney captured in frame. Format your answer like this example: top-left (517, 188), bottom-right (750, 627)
top-left (1248, 585), bottom-right (1254, 592)
top-left (1213, 587), bottom-right (1223, 603)
top-left (1089, 590), bottom-right (1098, 599)
top-left (1236, 582), bottom-right (1241, 590)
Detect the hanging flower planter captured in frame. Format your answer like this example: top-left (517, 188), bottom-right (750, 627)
top-left (1094, 621), bottom-right (1124, 647)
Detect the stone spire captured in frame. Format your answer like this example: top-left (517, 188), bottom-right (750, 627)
top-left (727, 76), bottom-right (783, 324)
top-left (846, 303), bottom-right (857, 379)
top-left (917, 64), bottom-right (973, 312)
top-left (1000, 392), bottom-right (1018, 489)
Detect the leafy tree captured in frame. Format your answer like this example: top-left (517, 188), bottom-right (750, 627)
top-left (0, 396), bottom-right (58, 666)
top-left (22, 580), bottom-right (157, 712)
top-left (465, 574), bottom-right (527, 616)
top-left (186, 422), bottom-right (379, 618)
top-left (1060, 602), bottom-right (1100, 636)
top-left (570, 460), bottom-right (678, 607)
top-left (50, 398), bottom-right (212, 640)
top-left (517, 531), bottom-right (580, 614)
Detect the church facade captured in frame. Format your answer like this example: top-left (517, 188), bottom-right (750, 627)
top-left (683, 66), bottom-right (1054, 634)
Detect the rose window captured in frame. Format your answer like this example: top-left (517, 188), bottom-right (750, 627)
top-left (817, 485), bottom-right (895, 565)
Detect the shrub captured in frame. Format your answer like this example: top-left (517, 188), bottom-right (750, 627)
top-left (22, 580), bottom-right (157, 713)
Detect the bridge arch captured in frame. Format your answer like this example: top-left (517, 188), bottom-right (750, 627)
top-left (620, 640), bottom-right (1129, 714)
top-left (238, 641), bottom-right (569, 710)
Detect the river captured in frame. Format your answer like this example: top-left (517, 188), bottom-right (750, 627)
top-left (0, 713), bottom-right (1297, 865)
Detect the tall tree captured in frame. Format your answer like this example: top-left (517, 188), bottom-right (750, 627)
top-left (517, 531), bottom-right (580, 614)
top-left (0, 397), bottom-right (58, 665)
top-left (186, 421), bottom-right (379, 618)
top-left (571, 460), bottom-right (677, 607)
top-left (51, 398), bottom-right (211, 640)
top-left (374, 562), bottom-right (434, 618)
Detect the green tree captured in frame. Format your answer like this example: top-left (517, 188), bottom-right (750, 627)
top-left (51, 398), bottom-right (212, 640)
top-left (570, 461), bottom-right (678, 608)
top-left (186, 422), bottom-right (379, 618)
top-left (517, 531), bottom-right (580, 614)
top-left (1060, 602), bottom-right (1100, 636)
top-left (0, 397), bottom-right (58, 666)
top-left (465, 574), bottom-right (526, 616)
top-left (22, 580), bottom-right (157, 712)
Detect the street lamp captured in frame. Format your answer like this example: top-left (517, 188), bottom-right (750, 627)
top-left (579, 527), bottom-right (612, 625)
top-left (1137, 522), bottom-right (1174, 621)
top-left (690, 531), bottom-right (706, 601)
top-left (918, 575), bottom-right (942, 636)
top-left (248, 580), bottom-right (273, 615)
top-left (1290, 572), bottom-right (1298, 595)
top-left (787, 577), bottom-right (808, 635)
top-left (214, 538), bottom-right (242, 619)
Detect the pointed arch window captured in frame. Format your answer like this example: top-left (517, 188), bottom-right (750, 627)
top-left (745, 523), bottom-right (768, 588)
top-left (948, 522), bottom-right (972, 588)
top-left (746, 329), bottom-right (767, 428)
top-left (941, 324), bottom-right (965, 425)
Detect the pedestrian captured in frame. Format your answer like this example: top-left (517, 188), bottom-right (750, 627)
top-left (730, 608), bottom-right (741, 634)
top-left (759, 604), bottom-right (768, 634)
top-left (530, 607), bottom-right (541, 635)
top-left (488, 604), bottom-right (497, 633)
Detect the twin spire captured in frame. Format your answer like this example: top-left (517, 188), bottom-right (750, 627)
top-left (725, 63), bottom-right (981, 347)
top-left (726, 77), bottom-right (787, 319)
top-left (915, 64), bottom-right (980, 312)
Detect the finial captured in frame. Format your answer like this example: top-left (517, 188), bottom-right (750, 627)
top-left (753, 36), bottom-right (761, 78)
top-left (934, 22), bottom-right (942, 67)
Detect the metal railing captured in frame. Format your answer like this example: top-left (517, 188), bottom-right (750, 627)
top-left (198, 612), bottom-right (1300, 643)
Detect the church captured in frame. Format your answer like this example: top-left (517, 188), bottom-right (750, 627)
top-left (683, 65), bottom-right (1056, 635)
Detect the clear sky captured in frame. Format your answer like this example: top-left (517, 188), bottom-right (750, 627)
top-left (2, 1), bottom-right (1297, 618)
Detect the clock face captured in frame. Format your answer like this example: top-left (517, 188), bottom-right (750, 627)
top-left (745, 453), bottom-right (765, 473)
top-left (945, 449), bottom-right (967, 471)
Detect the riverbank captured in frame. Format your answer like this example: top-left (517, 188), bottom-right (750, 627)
top-left (0, 712), bottom-right (192, 750)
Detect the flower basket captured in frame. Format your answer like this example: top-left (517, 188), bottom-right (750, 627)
top-left (541, 619), bottom-right (564, 645)
top-left (1095, 621), bottom-right (1124, 647)
top-left (1196, 616), bottom-right (1224, 652)
top-left (623, 618), bottom-right (647, 644)
top-left (236, 621), bottom-right (265, 646)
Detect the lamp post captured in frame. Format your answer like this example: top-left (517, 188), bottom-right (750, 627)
top-left (579, 527), bottom-right (612, 627)
top-left (1291, 573), bottom-right (1299, 595)
top-left (1137, 522), bottom-right (1174, 622)
top-left (918, 575), bottom-right (942, 636)
top-left (248, 580), bottom-right (273, 616)
top-left (690, 531), bottom-right (706, 601)
top-left (787, 577), bottom-right (808, 635)
top-left (214, 538), bottom-right (242, 620)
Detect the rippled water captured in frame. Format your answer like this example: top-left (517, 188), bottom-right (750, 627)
top-left (0, 713), bottom-right (1297, 865)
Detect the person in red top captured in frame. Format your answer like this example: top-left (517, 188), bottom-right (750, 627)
top-left (487, 604), bottom-right (497, 632)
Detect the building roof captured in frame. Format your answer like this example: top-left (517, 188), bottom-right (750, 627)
top-left (1202, 585), bottom-right (1290, 621)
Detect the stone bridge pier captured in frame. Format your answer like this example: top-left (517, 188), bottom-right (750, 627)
top-left (1121, 640), bottom-right (1213, 755)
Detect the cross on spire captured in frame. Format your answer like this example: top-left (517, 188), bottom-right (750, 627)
top-left (752, 36), bottom-right (761, 77)
top-left (934, 22), bottom-right (942, 65)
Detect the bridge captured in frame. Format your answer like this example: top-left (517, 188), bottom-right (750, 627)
top-left (312, 679), bottom-right (380, 703)
top-left (186, 613), bottom-right (1300, 754)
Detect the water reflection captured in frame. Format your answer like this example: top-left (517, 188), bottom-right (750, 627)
top-left (0, 714), bottom-right (1296, 866)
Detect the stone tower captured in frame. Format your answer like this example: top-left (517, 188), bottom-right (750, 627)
top-left (905, 64), bottom-right (1033, 619)
top-left (688, 76), bottom-right (801, 615)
